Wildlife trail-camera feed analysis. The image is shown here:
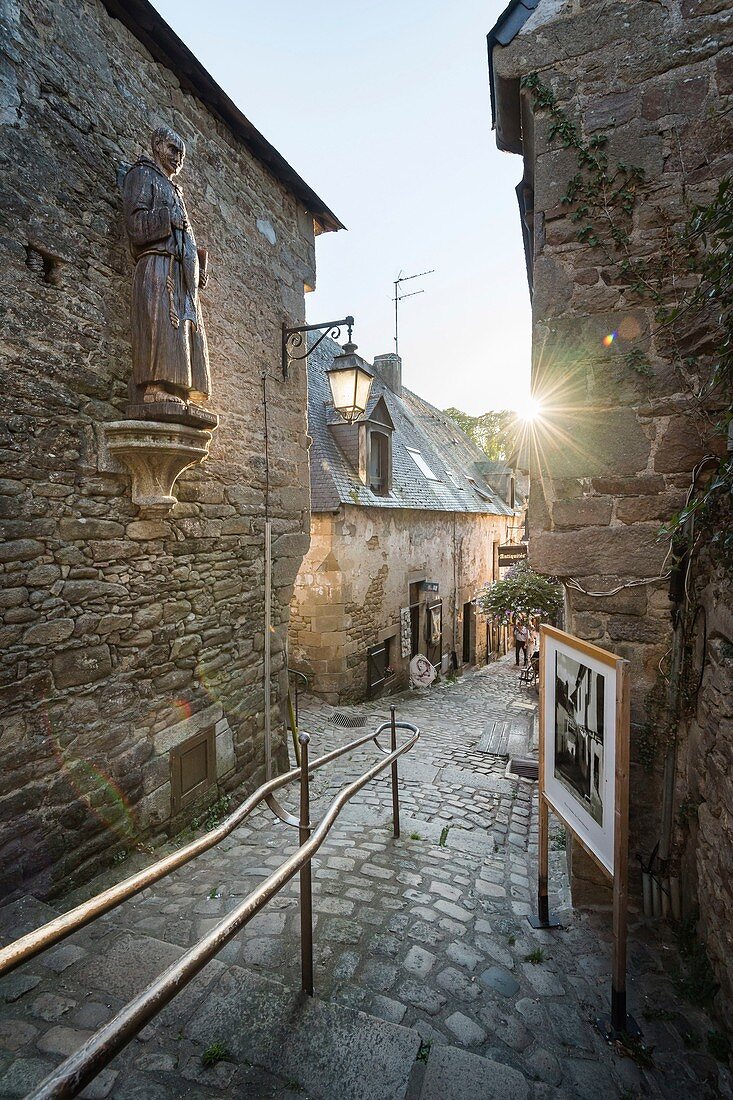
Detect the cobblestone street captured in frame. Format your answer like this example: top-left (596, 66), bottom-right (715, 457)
top-left (1, 657), bottom-right (731, 1098)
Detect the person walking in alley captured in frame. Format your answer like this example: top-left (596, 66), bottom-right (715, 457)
top-left (514, 619), bottom-right (529, 666)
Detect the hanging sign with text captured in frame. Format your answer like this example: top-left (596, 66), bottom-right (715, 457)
top-left (497, 544), bottom-right (528, 569)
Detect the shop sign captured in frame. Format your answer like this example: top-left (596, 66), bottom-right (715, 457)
top-left (497, 544), bottom-right (528, 568)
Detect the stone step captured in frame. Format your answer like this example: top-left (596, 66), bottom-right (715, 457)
top-left (2, 908), bottom-right (422, 1099)
top-left (417, 1044), bottom-right (530, 1100)
top-left (185, 963), bottom-right (422, 1100)
top-left (0, 897), bottom-right (538, 1100)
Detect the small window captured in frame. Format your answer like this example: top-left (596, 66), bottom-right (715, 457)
top-left (406, 447), bottom-right (439, 481)
top-left (468, 476), bottom-right (492, 502)
top-left (369, 430), bottom-right (390, 495)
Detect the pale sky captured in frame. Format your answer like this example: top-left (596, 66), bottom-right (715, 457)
top-left (150, 0), bottom-right (531, 416)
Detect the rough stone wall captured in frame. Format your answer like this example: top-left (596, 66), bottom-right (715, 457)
top-left (493, 0), bottom-right (731, 937)
top-left (0, 0), bottom-right (316, 899)
top-left (289, 506), bottom-right (509, 704)
top-left (674, 507), bottom-right (733, 1015)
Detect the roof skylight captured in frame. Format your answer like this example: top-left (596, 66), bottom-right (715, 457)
top-left (406, 448), bottom-right (439, 481)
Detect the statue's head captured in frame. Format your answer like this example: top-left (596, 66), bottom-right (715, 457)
top-left (151, 126), bottom-right (185, 178)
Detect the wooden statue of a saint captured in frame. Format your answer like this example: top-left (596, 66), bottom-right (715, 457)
top-left (122, 126), bottom-right (217, 428)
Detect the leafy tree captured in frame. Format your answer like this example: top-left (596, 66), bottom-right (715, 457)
top-left (443, 407), bottom-right (518, 462)
top-left (479, 562), bottom-right (562, 624)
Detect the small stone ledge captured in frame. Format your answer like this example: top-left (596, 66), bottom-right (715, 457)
top-left (100, 420), bottom-right (216, 518)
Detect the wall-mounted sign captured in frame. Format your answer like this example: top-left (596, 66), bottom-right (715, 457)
top-left (421, 581), bottom-right (439, 593)
top-left (497, 544), bottom-right (528, 569)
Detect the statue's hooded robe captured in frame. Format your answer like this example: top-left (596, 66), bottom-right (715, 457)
top-left (123, 156), bottom-right (210, 398)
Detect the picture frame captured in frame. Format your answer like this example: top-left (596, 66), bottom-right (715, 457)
top-left (532, 617), bottom-right (634, 1037)
top-left (540, 625), bottom-right (622, 876)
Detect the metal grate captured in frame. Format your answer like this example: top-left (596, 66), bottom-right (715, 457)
top-left (507, 756), bottom-right (539, 781)
top-left (477, 720), bottom-right (511, 756)
top-left (329, 712), bottom-right (367, 728)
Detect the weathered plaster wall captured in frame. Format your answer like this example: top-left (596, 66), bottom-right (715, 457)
top-left (0, 0), bottom-right (315, 898)
top-left (493, 0), bottom-right (732, 963)
top-left (289, 506), bottom-right (509, 704)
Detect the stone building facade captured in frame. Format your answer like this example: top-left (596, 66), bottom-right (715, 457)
top-left (489, 0), bottom-right (733, 1010)
top-left (0, 0), bottom-right (341, 899)
top-left (289, 341), bottom-right (518, 704)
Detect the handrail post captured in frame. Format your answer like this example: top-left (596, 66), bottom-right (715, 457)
top-left (299, 732), bottom-right (314, 996)
top-left (390, 706), bottom-right (400, 839)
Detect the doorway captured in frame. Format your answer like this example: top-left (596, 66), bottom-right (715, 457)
top-left (462, 601), bottom-right (474, 665)
top-left (408, 579), bottom-right (424, 658)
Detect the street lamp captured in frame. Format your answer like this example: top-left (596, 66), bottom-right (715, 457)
top-left (325, 339), bottom-right (373, 422)
top-left (281, 315), bottom-right (373, 421)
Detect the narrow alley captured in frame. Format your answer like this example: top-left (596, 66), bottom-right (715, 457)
top-left (0, 658), bottom-right (729, 1099)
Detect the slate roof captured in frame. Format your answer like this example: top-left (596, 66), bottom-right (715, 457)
top-left (486, 0), bottom-right (540, 130)
top-left (101, 0), bottom-right (343, 233)
top-left (308, 338), bottom-right (514, 517)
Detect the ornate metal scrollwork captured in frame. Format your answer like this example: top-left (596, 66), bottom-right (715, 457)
top-left (282, 316), bottom-right (354, 377)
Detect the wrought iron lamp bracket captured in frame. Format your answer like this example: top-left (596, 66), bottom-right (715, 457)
top-left (282, 316), bottom-right (354, 378)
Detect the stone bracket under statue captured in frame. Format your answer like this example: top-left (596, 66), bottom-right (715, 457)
top-left (101, 420), bottom-right (216, 518)
top-left (126, 397), bottom-right (218, 431)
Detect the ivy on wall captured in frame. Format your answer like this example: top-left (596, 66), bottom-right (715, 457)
top-left (522, 71), bottom-right (732, 558)
top-left (521, 73), bottom-right (732, 791)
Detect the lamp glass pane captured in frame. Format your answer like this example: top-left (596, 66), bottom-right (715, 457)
top-left (327, 367), bottom-right (356, 412)
top-left (327, 361), bottom-right (373, 421)
top-left (355, 367), bottom-right (373, 413)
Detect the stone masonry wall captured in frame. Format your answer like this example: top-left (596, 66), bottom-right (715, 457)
top-left (494, 1), bottom-right (732, 938)
top-left (290, 506), bottom-right (509, 705)
top-left (674, 507), bottom-right (733, 1016)
top-left (0, 0), bottom-right (316, 899)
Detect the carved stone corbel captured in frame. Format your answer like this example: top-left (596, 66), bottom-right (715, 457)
top-left (102, 420), bottom-right (215, 517)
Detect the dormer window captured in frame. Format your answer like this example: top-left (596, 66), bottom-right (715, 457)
top-left (368, 429), bottom-right (391, 496)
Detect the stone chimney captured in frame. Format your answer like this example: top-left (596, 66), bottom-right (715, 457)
top-left (372, 353), bottom-right (402, 397)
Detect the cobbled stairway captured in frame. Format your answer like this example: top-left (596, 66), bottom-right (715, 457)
top-left (1, 659), bottom-right (731, 1098)
top-left (0, 896), bottom-right (532, 1100)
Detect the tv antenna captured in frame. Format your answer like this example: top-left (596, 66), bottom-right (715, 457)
top-left (393, 268), bottom-right (434, 357)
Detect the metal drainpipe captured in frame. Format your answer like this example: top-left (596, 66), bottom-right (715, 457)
top-left (452, 513), bottom-right (458, 662)
top-left (658, 610), bottom-right (685, 862)
top-left (264, 517), bottom-right (272, 781)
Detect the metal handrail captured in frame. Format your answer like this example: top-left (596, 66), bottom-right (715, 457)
top-left (0, 716), bottom-right (404, 979)
top-left (11, 710), bottom-right (418, 1100)
top-left (287, 666), bottom-right (308, 722)
top-left (286, 667), bottom-right (309, 765)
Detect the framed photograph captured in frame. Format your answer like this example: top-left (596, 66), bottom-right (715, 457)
top-left (540, 625), bottom-right (621, 876)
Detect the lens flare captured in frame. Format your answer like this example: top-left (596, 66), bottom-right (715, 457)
top-left (42, 707), bottom-right (137, 841)
top-left (515, 396), bottom-right (543, 423)
top-left (602, 332), bottom-right (617, 348)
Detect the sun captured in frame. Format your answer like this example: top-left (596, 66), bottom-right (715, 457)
top-left (514, 396), bottom-right (543, 423)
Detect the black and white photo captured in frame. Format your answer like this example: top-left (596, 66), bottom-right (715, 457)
top-left (541, 627), bottom-right (618, 875)
top-left (554, 651), bottom-right (605, 826)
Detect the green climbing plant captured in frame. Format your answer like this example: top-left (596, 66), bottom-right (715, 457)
top-left (522, 71), bottom-right (733, 558)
